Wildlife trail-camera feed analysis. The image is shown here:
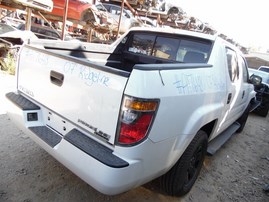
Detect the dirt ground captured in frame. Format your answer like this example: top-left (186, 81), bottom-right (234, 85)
top-left (0, 72), bottom-right (269, 202)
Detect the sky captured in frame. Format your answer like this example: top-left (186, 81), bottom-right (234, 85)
top-left (177, 0), bottom-right (268, 50)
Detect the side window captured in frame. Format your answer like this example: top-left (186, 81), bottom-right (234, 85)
top-left (226, 48), bottom-right (239, 82)
top-left (239, 56), bottom-right (249, 82)
top-left (128, 34), bottom-right (155, 55)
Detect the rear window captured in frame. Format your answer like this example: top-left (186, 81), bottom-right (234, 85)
top-left (126, 33), bottom-right (212, 63)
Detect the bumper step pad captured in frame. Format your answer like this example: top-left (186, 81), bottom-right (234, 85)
top-left (29, 126), bottom-right (62, 147)
top-left (6, 92), bottom-right (40, 110)
top-left (65, 129), bottom-right (129, 168)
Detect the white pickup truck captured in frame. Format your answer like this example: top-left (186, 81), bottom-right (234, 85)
top-left (5, 27), bottom-right (260, 196)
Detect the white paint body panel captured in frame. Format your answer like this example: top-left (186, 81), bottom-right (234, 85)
top-left (17, 46), bottom-right (128, 144)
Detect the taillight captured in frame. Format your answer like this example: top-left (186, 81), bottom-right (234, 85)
top-left (117, 96), bottom-right (159, 145)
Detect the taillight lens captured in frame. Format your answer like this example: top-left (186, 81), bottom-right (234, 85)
top-left (117, 96), bottom-right (159, 145)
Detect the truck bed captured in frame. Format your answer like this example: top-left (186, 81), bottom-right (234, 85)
top-left (29, 39), bottom-right (179, 73)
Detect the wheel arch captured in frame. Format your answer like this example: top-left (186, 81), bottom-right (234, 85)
top-left (200, 119), bottom-right (218, 139)
top-left (173, 118), bottom-right (217, 167)
top-left (160, 129), bottom-right (209, 196)
top-left (181, 102), bottom-right (223, 139)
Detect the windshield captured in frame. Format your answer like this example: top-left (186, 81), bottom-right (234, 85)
top-left (259, 66), bottom-right (269, 73)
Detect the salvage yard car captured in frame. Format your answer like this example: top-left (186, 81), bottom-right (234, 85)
top-left (5, 27), bottom-right (260, 196)
top-left (258, 65), bottom-right (269, 73)
top-left (0, 23), bottom-right (17, 35)
top-left (17, 23), bottom-right (75, 41)
top-left (108, 0), bottom-right (184, 21)
top-left (12, 0), bottom-right (53, 12)
top-left (95, 2), bottom-right (142, 33)
top-left (249, 68), bottom-right (269, 117)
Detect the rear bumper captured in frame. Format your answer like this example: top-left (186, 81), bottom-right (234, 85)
top-left (5, 92), bottom-right (144, 195)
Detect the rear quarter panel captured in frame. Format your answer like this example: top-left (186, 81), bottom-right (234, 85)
top-left (125, 63), bottom-right (227, 144)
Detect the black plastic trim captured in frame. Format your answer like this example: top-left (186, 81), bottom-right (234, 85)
top-left (134, 63), bottom-right (213, 71)
top-left (64, 129), bottom-right (129, 168)
top-left (23, 45), bottom-right (130, 78)
top-left (29, 126), bottom-right (62, 147)
top-left (6, 92), bottom-right (40, 110)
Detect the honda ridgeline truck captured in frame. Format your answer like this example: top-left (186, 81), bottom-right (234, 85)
top-left (5, 27), bottom-right (259, 196)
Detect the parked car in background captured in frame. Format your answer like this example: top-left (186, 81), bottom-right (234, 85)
top-left (0, 23), bottom-right (37, 74)
top-left (249, 68), bottom-right (269, 86)
top-left (0, 23), bottom-right (17, 35)
top-left (0, 22), bottom-right (37, 44)
top-left (258, 66), bottom-right (269, 73)
top-left (17, 23), bottom-right (74, 41)
top-left (107, 0), bottom-right (184, 21)
top-left (95, 2), bottom-right (142, 33)
top-left (12, 0), bottom-right (53, 12)
top-left (17, 23), bottom-right (61, 40)
top-left (107, 0), bottom-right (139, 6)
top-left (154, 0), bottom-right (185, 21)
top-left (52, 0), bottom-right (93, 21)
top-left (249, 68), bottom-right (269, 117)
top-left (139, 16), bottom-right (158, 27)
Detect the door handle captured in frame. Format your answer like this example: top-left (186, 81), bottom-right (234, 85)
top-left (227, 93), bottom-right (232, 104)
top-left (50, 70), bottom-right (64, 86)
top-left (242, 90), bottom-right (245, 99)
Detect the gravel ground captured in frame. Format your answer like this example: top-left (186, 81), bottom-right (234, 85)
top-left (0, 72), bottom-right (269, 202)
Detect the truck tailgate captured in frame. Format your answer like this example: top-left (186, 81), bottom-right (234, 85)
top-left (17, 45), bottom-right (129, 145)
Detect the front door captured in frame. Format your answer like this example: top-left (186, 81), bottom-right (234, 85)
top-left (218, 47), bottom-right (248, 133)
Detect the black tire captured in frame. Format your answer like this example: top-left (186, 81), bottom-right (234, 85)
top-left (160, 130), bottom-right (208, 196)
top-left (236, 104), bottom-right (250, 133)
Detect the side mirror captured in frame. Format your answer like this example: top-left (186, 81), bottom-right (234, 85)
top-left (250, 74), bottom-right (262, 86)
